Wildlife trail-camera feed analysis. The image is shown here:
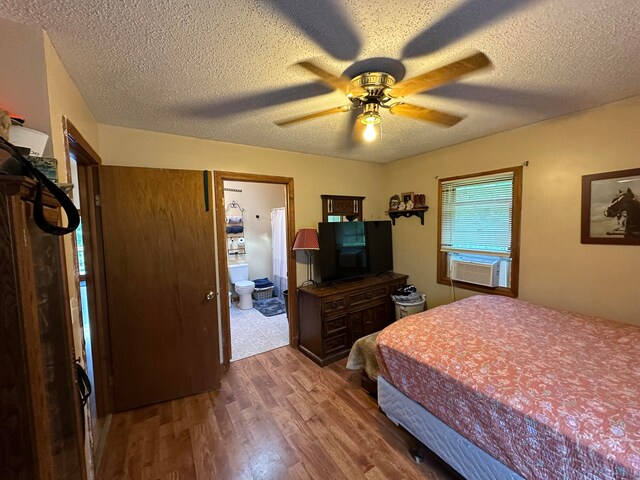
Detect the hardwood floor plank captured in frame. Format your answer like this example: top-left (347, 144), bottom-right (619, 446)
top-left (190, 422), bottom-right (217, 479)
top-left (99, 346), bottom-right (457, 480)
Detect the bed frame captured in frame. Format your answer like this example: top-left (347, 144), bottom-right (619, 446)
top-left (378, 376), bottom-right (523, 480)
top-left (360, 371), bottom-right (377, 396)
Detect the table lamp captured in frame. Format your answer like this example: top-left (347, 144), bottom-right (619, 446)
top-left (292, 228), bottom-right (320, 286)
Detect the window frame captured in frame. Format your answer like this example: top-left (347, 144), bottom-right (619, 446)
top-left (437, 166), bottom-right (523, 297)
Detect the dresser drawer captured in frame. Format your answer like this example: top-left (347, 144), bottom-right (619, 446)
top-left (349, 287), bottom-right (387, 308)
top-left (323, 315), bottom-right (347, 336)
top-left (322, 296), bottom-right (346, 316)
top-left (297, 274), bottom-right (408, 367)
top-left (323, 332), bottom-right (348, 355)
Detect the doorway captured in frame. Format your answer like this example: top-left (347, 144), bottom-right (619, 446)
top-left (63, 118), bottom-right (111, 468)
top-left (223, 181), bottom-right (288, 361)
top-left (214, 171), bottom-right (297, 367)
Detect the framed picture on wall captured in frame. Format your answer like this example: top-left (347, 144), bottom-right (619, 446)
top-left (581, 167), bottom-right (640, 245)
top-left (401, 192), bottom-right (414, 204)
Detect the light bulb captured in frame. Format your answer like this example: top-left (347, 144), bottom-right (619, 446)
top-left (364, 123), bottom-right (377, 142)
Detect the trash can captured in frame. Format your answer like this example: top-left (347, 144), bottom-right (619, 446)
top-left (394, 294), bottom-right (426, 320)
top-left (282, 290), bottom-right (289, 318)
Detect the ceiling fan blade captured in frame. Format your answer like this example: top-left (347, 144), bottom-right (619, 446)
top-left (402, 0), bottom-right (536, 59)
top-left (389, 103), bottom-right (464, 127)
top-left (389, 52), bottom-right (492, 98)
top-left (263, 0), bottom-right (361, 60)
top-left (275, 105), bottom-right (352, 127)
top-left (297, 62), bottom-right (352, 92)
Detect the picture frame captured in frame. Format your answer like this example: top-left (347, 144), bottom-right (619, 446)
top-left (401, 192), bottom-right (414, 204)
top-left (581, 167), bottom-right (640, 245)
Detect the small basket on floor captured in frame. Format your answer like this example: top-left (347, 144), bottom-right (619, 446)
top-left (252, 286), bottom-right (274, 300)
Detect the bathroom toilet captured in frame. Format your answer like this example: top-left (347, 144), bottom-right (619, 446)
top-left (228, 262), bottom-right (255, 310)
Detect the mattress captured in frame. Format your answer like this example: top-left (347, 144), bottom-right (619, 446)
top-left (378, 375), bottom-right (522, 480)
top-left (375, 295), bottom-right (640, 479)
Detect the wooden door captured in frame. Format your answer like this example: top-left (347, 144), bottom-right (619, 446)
top-left (98, 166), bottom-right (220, 411)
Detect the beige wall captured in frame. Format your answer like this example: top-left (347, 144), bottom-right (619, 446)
top-left (44, 32), bottom-right (100, 164)
top-left (384, 96), bottom-right (640, 325)
top-left (224, 180), bottom-right (286, 283)
top-left (0, 17), bottom-right (52, 154)
top-left (98, 124), bottom-right (389, 283)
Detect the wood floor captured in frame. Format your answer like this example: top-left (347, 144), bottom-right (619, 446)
top-left (98, 346), bottom-right (457, 479)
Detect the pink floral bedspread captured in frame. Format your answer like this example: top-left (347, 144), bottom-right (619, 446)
top-left (375, 295), bottom-right (640, 479)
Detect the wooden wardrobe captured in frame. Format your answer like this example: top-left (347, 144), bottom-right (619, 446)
top-left (0, 176), bottom-right (86, 480)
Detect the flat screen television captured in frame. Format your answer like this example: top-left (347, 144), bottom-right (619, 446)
top-left (318, 220), bottom-right (393, 283)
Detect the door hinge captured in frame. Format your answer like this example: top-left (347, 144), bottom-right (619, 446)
top-left (94, 194), bottom-right (101, 207)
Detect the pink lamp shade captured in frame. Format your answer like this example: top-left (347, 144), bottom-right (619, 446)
top-left (292, 228), bottom-right (319, 251)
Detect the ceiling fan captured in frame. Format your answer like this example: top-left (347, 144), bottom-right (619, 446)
top-left (275, 52), bottom-right (492, 142)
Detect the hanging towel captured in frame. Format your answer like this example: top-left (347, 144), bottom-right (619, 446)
top-left (226, 215), bottom-right (242, 224)
top-left (226, 225), bottom-right (244, 234)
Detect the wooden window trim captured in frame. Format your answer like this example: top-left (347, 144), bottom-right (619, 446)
top-left (436, 165), bottom-right (522, 298)
top-left (65, 119), bottom-right (102, 165)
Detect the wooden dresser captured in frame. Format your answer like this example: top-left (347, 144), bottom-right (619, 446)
top-left (297, 273), bottom-right (408, 366)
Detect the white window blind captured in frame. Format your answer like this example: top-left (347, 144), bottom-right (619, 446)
top-left (440, 171), bottom-right (515, 255)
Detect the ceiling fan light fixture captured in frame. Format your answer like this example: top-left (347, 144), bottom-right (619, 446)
top-left (363, 123), bottom-right (378, 142)
top-left (361, 113), bottom-right (381, 125)
top-left (361, 102), bottom-right (381, 125)
top-left (276, 52), bottom-right (492, 144)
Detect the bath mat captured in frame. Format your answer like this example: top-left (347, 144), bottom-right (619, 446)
top-left (254, 297), bottom-right (285, 317)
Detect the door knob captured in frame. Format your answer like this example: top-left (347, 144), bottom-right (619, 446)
top-left (205, 291), bottom-right (216, 301)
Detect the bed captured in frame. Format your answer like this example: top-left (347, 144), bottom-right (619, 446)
top-left (375, 295), bottom-right (640, 479)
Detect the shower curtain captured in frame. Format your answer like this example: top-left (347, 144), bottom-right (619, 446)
top-left (271, 208), bottom-right (288, 299)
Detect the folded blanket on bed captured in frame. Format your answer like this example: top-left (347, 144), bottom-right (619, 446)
top-left (346, 332), bottom-right (380, 380)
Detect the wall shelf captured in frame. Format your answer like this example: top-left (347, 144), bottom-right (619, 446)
top-left (225, 200), bottom-right (246, 254)
top-left (386, 207), bottom-right (429, 225)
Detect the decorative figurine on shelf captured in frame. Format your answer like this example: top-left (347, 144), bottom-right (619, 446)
top-left (398, 201), bottom-right (406, 210)
top-left (389, 194), bottom-right (400, 211)
top-left (406, 200), bottom-right (414, 209)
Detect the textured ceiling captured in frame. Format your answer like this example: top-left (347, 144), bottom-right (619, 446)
top-left (2, 0), bottom-right (639, 163)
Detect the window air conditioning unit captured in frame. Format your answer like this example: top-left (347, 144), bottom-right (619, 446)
top-left (450, 256), bottom-right (500, 287)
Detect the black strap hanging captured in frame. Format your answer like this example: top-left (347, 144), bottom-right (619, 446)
top-left (74, 358), bottom-right (92, 407)
top-left (0, 136), bottom-right (80, 235)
